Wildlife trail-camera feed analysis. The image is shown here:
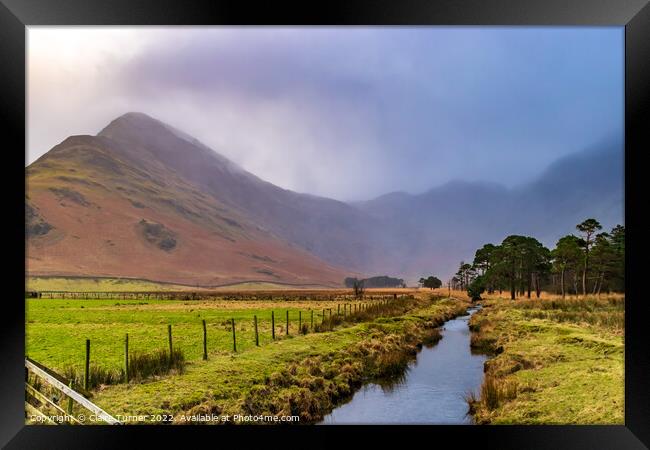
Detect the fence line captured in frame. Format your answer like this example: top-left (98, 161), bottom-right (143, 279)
top-left (28, 290), bottom-right (405, 302)
top-left (30, 295), bottom-right (414, 397)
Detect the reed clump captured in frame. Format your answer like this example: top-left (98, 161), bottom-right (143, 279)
top-left (63, 364), bottom-right (123, 390)
top-left (62, 348), bottom-right (186, 390)
top-left (127, 348), bottom-right (186, 381)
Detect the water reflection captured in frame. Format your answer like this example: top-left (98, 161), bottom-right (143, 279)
top-left (321, 307), bottom-right (486, 424)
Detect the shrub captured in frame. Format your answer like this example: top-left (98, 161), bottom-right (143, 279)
top-left (467, 276), bottom-right (486, 301)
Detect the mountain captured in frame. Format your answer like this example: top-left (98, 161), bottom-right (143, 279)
top-left (356, 140), bottom-right (624, 280)
top-left (25, 113), bottom-right (362, 287)
top-left (95, 113), bottom-right (386, 273)
top-left (509, 141), bottom-right (624, 242)
top-left (26, 112), bottom-right (624, 286)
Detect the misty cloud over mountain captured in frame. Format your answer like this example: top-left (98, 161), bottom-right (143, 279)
top-left (28, 27), bottom-right (624, 202)
top-left (357, 139), bottom-right (624, 280)
top-left (26, 113), bottom-right (623, 285)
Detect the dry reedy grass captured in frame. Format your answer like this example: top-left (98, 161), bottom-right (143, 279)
top-left (466, 292), bottom-right (624, 424)
top-left (485, 294), bottom-right (625, 332)
top-left (466, 375), bottom-right (519, 413)
top-left (481, 290), bottom-right (625, 302)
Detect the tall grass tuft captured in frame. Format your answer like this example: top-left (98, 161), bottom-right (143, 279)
top-left (464, 390), bottom-right (479, 415)
top-left (63, 364), bottom-right (123, 390)
top-left (374, 350), bottom-right (412, 378)
top-left (479, 375), bottom-right (518, 411)
top-left (421, 329), bottom-right (442, 347)
top-left (128, 348), bottom-right (186, 381)
top-left (61, 348), bottom-right (186, 389)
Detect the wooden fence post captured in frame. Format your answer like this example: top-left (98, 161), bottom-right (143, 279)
top-left (254, 315), bottom-right (259, 346)
top-left (272, 311), bottom-right (275, 340)
top-left (168, 324), bottom-right (173, 355)
top-left (84, 339), bottom-right (90, 390)
top-left (124, 333), bottom-right (129, 382)
top-left (337, 304), bottom-right (340, 315)
top-left (232, 318), bottom-right (237, 352)
top-left (202, 320), bottom-right (208, 360)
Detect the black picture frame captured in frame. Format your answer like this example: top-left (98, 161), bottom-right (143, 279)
top-left (2, 0), bottom-right (648, 448)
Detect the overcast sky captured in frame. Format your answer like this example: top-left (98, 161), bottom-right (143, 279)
top-left (27, 27), bottom-right (623, 201)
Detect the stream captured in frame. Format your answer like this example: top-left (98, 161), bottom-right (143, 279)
top-left (321, 306), bottom-right (486, 424)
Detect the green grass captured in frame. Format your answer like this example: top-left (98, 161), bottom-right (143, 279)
top-left (468, 296), bottom-right (624, 424)
top-left (26, 294), bottom-right (467, 423)
top-left (26, 297), bottom-right (361, 373)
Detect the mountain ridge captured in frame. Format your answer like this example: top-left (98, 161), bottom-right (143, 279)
top-left (26, 112), bottom-right (624, 284)
top-left (26, 116), bottom-right (359, 287)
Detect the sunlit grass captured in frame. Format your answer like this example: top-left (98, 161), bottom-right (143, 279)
top-left (467, 295), bottom-right (624, 424)
top-left (25, 292), bottom-right (468, 422)
top-left (88, 296), bottom-right (467, 422)
top-left (25, 294), bottom-right (432, 380)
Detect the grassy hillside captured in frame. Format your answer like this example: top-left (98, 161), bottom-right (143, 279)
top-left (26, 130), bottom-right (353, 287)
top-left (26, 276), bottom-right (202, 292)
top-left (25, 276), bottom-right (338, 292)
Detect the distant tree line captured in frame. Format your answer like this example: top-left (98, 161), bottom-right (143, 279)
top-left (344, 276), bottom-right (406, 289)
top-left (451, 218), bottom-right (624, 300)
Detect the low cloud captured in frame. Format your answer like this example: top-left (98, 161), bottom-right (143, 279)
top-left (28, 27), bottom-right (623, 201)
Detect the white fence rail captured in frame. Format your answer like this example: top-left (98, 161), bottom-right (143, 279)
top-left (25, 358), bottom-right (120, 425)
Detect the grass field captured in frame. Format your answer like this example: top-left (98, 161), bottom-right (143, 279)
top-left (467, 294), bottom-right (624, 424)
top-left (26, 286), bottom-right (624, 424)
top-left (26, 291), bottom-right (468, 423)
top-left (26, 297), bottom-right (374, 373)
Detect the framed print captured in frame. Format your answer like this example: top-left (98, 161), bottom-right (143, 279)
top-left (1, 0), bottom-right (649, 448)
